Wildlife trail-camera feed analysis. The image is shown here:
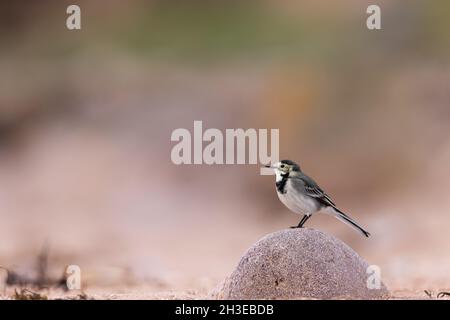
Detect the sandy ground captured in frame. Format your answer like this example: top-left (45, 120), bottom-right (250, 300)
top-left (1, 285), bottom-right (450, 300)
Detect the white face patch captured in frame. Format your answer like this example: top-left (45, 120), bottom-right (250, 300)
top-left (275, 169), bottom-right (283, 182)
top-left (273, 162), bottom-right (283, 182)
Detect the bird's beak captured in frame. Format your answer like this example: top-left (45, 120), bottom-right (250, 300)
top-left (261, 163), bottom-right (276, 175)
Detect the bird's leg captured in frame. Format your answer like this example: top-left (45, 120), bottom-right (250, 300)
top-left (297, 214), bottom-right (311, 228)
top-left (291, 214), bottom-right (311, 229)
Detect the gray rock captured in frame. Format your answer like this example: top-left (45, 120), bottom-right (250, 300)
top-left (213, 228), bottom-right (389, 299)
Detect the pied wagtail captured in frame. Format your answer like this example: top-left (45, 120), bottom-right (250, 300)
top-left (265, 160), bottom-right (370, 237)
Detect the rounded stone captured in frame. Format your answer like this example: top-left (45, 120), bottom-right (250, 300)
top-left (214, 228), bottom-right (389, 299)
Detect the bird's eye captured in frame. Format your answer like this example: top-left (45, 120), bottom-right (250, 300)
top-left (280, 164), bottom-right (285, 168)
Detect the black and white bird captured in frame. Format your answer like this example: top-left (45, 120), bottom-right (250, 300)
top-left (265, 160), bottom-right (370, 237)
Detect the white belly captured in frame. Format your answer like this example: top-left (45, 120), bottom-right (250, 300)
top-left (277, 180), bottom-right (319, 215)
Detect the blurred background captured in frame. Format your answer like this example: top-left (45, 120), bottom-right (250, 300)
top-left (1, 0), bottom-right (450, 297)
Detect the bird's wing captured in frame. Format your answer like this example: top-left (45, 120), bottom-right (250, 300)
top-left (292, 174), bottom-right (336, 208)
top-left (292, 173), bottom-right (371, 237)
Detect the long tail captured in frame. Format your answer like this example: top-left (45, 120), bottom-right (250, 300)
top-left (329, 207), bottom-right (370, 237)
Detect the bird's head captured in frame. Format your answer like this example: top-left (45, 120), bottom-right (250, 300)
top-left (265, 160), bottom-right (301, 179)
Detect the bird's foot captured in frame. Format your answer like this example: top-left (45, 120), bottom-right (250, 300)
top-left (290, 225), bottom-right (303, 229)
